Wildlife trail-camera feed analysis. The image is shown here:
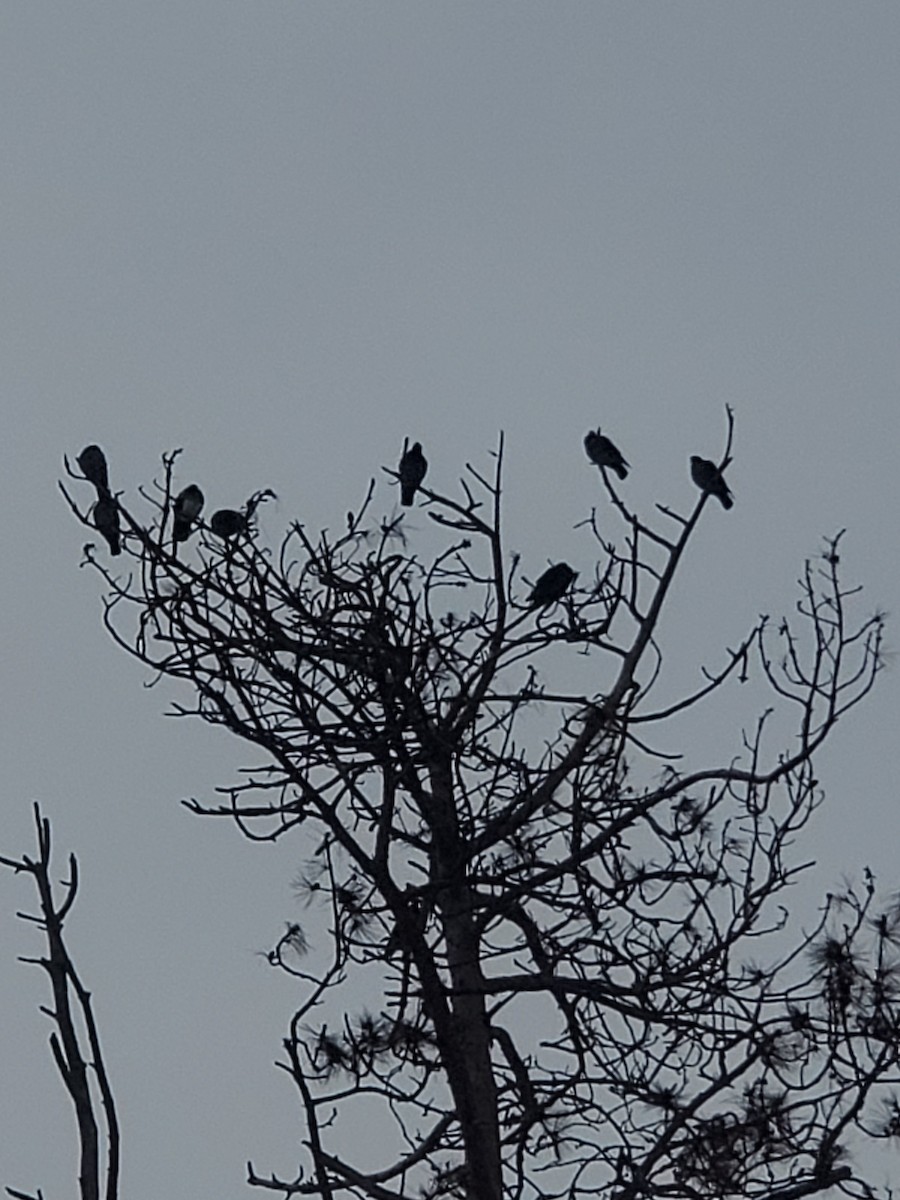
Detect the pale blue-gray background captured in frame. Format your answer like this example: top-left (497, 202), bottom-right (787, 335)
top-left (1, 4), bottom-right (898, 1195)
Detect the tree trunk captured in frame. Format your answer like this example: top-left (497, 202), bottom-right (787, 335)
top-left (430, 764), bottom-right (502, 1200)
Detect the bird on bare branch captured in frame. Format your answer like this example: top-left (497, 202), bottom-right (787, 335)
top-left (93, 495), bottom-right (121, 555)
top-left (399, 442), bottom-right (428, 506)
top-left (210, 509), bottom-right (248, 539)
top-left (77, 444), bottom-right (111, 498)
top-left (690, 456), bottom-right (733, 510)
top-left (172, 485), bottom-right (204, 544)
top-left (584, 429), bottom-right (629, 480)
top-left (529, 562), bottom-right (577, 608)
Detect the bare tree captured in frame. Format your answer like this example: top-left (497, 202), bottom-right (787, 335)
top-left (1, 805), bottom-right (120, 1200)
top-left (59, 412), bottom-right (898, 1200)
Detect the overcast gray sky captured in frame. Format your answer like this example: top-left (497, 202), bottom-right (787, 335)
top-left (1, 4), bottom-right (899, 1196)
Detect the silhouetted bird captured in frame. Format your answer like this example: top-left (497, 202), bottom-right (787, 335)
top-left (690, 456), bottom-right (733, 510)
top-left (210, 509), bottom-right (247, 539)
top-left (172, 484), bottom-right (204, 543)
top-left (529, 562), bottom-right (577, 608)
top-left (93, 495), bottom-right (121, 555)
top-left (77, 445), bottom-right (110, 496)
top-left (399, 442), bottom-right (428, 506)
top-left (584, 429), bottom-right (629, 480)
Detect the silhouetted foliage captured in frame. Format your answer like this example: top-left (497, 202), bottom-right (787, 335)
top-left (58, 412), bottom-right (897, 1200)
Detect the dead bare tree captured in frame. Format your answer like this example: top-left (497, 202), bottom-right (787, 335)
top-left (59, 411), bottom-right (897, 1200)
top-left (0, 805), bottom-right (120, 1200)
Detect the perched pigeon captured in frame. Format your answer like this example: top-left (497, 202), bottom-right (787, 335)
top-left (210, 509), bottom-right (247, 539)
top-left (77, 445), bottom-right (110, 496)
top-left (93, 495), bottom-right (121, 555)
top-left (584, 429), bottom-right (629, 480)
top-left (690, 456), bottom-right (733, 510)
top-left (399, 442), bottom-right (428, 506)
top-left (529, 562), bottom-right (578, 608)
top-left (172, 484), bottom-right (204, 544)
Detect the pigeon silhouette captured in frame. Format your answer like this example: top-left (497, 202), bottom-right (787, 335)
top-left (584, 429), bottom-right (629, 480)
top-left (399, 442), bottom-right (428, 506)
top-left (93, 495), bottom-right (121, 555)
top-left (690, 456), bottom-right (733, 510)
top-left (172, 484), bottom-right (204, 544)
top-left (529, 562), bottom-right (577, 608)
top-left (210, 509), bottom-right (247, 539)
top-left (77, 445), bottom-right (110, 497)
